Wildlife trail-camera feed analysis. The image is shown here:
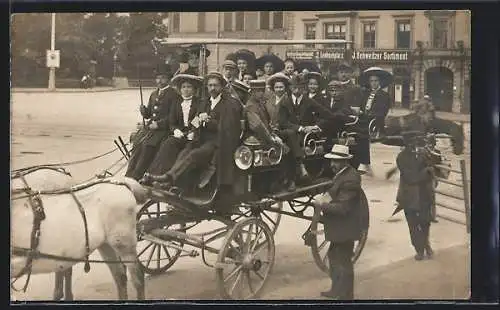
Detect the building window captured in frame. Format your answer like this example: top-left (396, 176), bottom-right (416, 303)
top-left (260, 12), bottom-right (270, 30)
top-left (432, 18), bottom-right (449, 48)
top-left (172, 12), bottom-right (180, 32)
top-left (224, 12), bottom-right (233, 31)
top-left (235, 12), bottom-right (244, 31)
top-left (197, 12), bottom-right (205, 32)
top-left (273, 11), bottom-right (283, 29)
top-left (304, 23), bottom-right (316, 48)
top-left (324, 22), bottom-right (346, 48)
top-left (362, 22), bottom-right (376, 48)
top-left (396, 20), bottom-right (411, 49)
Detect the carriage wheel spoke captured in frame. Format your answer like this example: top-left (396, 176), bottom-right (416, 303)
top-left (163, 245), bottom-right (172, 260)
top-left (229, 271), bottom-right (243, 297)
top-left (253, 269), bottom-right (265, 280)
top-left (137, 241), bottom-right (154, 257)
top-left (245, 271), bottom-right (255, 296)
top-left (156, 203), bottom-right (161, 218)
top-left (145, 210), bottom-right (152, 219)
top-left (146, 244), bottom-right (157, 267)
top-left (252, 240), bottom-right (268, 256)
top-left (224, 264), bottom-right (243, 283)
top-left (244, 224), bottom-right (254, 251)
top-left (157, 243), bottom-right (161, 269)
top-left (250, 227), bottom-right (264, 252)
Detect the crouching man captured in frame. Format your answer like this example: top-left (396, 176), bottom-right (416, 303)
top-left (312, 144), bottom-right (368, 300)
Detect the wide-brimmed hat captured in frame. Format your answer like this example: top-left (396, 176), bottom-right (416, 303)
top-left (183, 43), bottom-right (211, 57)
top-left (249, 79), bottom-right (267, 91)
top-left (205, 71), bottom-right (227, 87)
top-left (267, 72), bottom-right (290, 89)
top-left (234, 49), bottom-right (256, 67)
top-left (222, 59), bottom-right (238, 70)
top-left (324, 144), bottom-right (353, 160)
top-left (327, 79), bottom-right (343, 90)
top-left (171, 74), bottom-right (203, 89)
top-left (231, 79), bottom-right (250, 93)
top-left (154, 63), bottom-right (173, 78)
top-left (256, 54), bottom-right (285, 72)
top-left (359, 67), bottom-right (394, 89)
top-left (401, 130), bottom-right (425, 145)
top-left (296, 61), bottom-right (321, 74)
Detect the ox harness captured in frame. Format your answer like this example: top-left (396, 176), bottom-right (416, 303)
top-left (10, 178), bottom-right (134, 293)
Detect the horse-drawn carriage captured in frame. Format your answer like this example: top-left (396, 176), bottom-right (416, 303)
top-left (130, 38), bottom-right (369, 299)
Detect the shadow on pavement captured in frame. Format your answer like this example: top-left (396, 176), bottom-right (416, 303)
top-left (356, 244), bottom-right (470, 300)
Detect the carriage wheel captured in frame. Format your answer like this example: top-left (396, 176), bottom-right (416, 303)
top-left (215, 217), bottom-right (275, 299)
top-left (136, 200), bottom-right (185, 275)
top-left (309, 209), bottom-right (368, 273)
top-left (230, 202), bottom-right (283, 235)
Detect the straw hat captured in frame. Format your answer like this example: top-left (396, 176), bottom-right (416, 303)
top-left (359, 67), bottom-right (394, 89)
top-left (324, 144), bottom-right (353, 160)
top-left (205, 71), bottom-right (227, 87)
top-left (170, 74), bottom-right (203, 89)
top-left (267, 72), bottom-right (291, 89)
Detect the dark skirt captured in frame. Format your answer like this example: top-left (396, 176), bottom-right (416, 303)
top-left (146, 136), bottom-right (187, 176)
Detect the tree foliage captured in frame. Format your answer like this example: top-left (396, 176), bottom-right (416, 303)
top-left (11, 12), bottom-right (169, 86)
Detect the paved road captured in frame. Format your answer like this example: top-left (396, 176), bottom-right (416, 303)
top-left (11, 90), bottom-right (470, 301)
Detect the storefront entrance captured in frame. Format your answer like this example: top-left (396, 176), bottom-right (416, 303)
top-left (425, 66), bottom-right (454, 112)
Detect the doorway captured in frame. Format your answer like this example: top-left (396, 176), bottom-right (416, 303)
top-left (425, 67), bottom-right (454, 112)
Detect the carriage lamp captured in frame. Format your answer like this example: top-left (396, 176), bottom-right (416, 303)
top-left (234, 146), bottom-right (254, 170)
top-left (267, 146), bottom-right (283, 165)
top-left (253, 150), bottom-right (263, 167)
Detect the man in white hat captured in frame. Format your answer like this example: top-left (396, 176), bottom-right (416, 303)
top-left (312, 144), bottom-right (367, 300)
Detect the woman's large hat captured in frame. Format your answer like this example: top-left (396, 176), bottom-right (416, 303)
top-left (359, 67), bottom-right (394, 89)
top-left (267, 72), bottom-right (290, 89)
top-left (324, 144), bottom-right (353, 160)
top-left (255, 54), bottom-right (285, 72)
top-left (183, 43), bottom-right (211, 57)
top-left (296, 61), bottom-right (321, 74)
top-left (171, 74), bottom-right (203, 89)
top-left (233, 49), bottom-right (256, 67)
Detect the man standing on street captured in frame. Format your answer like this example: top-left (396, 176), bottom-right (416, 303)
top-left (312, 144), bottom-right (368, 300)
top-left (396, 131), bottom-right (436, 260)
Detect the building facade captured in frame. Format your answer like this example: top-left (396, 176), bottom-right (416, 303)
top-left (167, 11), bottom-right (292, 73)
top-left (288, 10), bottom-right (471, 113)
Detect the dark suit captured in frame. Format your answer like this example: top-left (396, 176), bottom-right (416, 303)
top-left (320, 165), bottom-right (367, 300)
top-left (125, 86), bottom-right (180, 180)
top-left (396, 147), bottom-right (434, 255)
top-left (166, 93), bottom-right (242, 187)
top-left (265, 94), bottom-right (287, 133)
top-left (245, 97), bottom-right (275, 146)
top-left (362, 88), bottom-right (392, 135)
top-left (146, 96), bottom-right (200, 176)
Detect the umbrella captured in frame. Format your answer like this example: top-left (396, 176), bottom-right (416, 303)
top-left (359, 67), bottom-right (394, 89)
top-left (255, 54), bottom-right (285, 73)
top-left (296, 61), bottom-right (321, 74)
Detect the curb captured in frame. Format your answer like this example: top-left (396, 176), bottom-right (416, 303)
top-left (11, 87), bottom-right (156, 94)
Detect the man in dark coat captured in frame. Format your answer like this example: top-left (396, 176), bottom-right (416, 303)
top-left (125, 63), bottom-right (181, 180)
top-left (141, 74), bottom-right (203, 183)
top-left (360, 72), bottom-right (392, 137)
top-left (396, 131), bottom-right (436, 260)
top-left (312, 144), bottom-right (368, 299)
top-left (278, 73), bottom-right (320, 190)
top-left (155, 72), bottom-right (242, 192)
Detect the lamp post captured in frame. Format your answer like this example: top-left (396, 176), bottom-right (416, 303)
top-left (48, 13), bottom-right (56, 91)
top-left (416, 40), bottom-right (424, 101)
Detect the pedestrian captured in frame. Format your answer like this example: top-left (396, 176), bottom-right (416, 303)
top-left (312, 144), bottom-right (368, 300)
top-left (396, 131), bottom-right (435, 260)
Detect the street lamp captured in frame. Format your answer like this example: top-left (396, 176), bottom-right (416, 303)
top-left (113, 53), bottom-right (118, 78)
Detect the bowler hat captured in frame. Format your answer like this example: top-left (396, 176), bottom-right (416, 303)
top-left (324, 144), bottom-right (353, 160)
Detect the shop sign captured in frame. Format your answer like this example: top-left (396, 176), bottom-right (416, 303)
top-left (318, 49), bottom-right (346, 60)
top-left (351, 50), bottom-right (410, 62)
top-left (285, 50), bottom-right (317, 61)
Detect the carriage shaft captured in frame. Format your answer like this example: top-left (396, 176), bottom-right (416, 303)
top-left (260, 206), bottom-right (314, 221)
top-left (147, 229), bottom-right (222, 255)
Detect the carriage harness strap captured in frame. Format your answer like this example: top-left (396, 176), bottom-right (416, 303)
top-left (11, 179), bottom-right (101, 292)
top-left (11, 175), bottom-right (46, 293)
